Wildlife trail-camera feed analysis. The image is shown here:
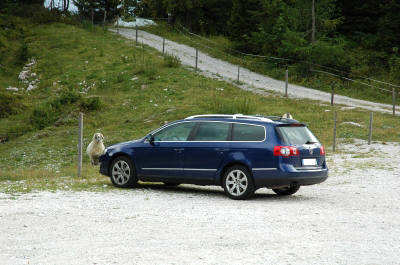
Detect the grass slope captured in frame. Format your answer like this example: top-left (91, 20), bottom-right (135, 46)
top-left (0, 19), bottom-right (399, 193)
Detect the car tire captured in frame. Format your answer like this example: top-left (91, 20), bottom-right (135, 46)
top-left (223, 165), bottom-right (255, 200)
top-left (109, 156), bottom-right (138, 188)
top-left (272, 186), bottom-right (300, 196)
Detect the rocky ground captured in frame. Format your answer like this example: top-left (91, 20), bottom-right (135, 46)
top-left (1, 139), bottom-right (399, 265)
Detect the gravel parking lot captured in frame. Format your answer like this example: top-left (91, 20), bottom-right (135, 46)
top-left (1, 139), bottom-right (399, 264)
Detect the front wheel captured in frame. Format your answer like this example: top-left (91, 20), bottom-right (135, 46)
top-left (109, 156), bottom-right (138, 188)
top-left (223, 165), bottom-right (255, 200)
top-left (272, 186), bottom-right (300, 196)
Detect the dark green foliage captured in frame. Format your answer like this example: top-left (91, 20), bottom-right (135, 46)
top-left (80, 97), bottom-right (102, 112)
top-left (30, 105), bottom-right (59, 130)
top-left (377, 0), bottom-right (400, 53)
top-left (30, 92), bottom-right (82, 130)
top-left (227, 0), bottom-right (263, 51)
top-left (17, 40), bottom-right (30, 63)
top-left (162, 54), bottom-right (181, 68)
top-left (0, 93), bottom-right (24, 119)
top-left (73, 0), bottom-right (122, 24)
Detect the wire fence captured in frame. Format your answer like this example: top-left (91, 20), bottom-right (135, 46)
top-left (0, 110), bottom-right (383, 178)
top-left (172, 21), bottom-right (400, 92)
top-left (112, 16), bottom-right (400, 116)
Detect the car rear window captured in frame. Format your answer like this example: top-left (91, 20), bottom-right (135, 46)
top-left (276, 125), bottom-right (319, 145)
top-left (232, 123), bottom-right (265, 141)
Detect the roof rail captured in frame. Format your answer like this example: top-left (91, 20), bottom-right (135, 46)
top-left (185, 114), bottom-right (274, 122)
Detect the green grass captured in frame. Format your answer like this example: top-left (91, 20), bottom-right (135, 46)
top-left (138, 22), bottom-right (400, 106)
top-left (0, 17), bottom-right (399, 193)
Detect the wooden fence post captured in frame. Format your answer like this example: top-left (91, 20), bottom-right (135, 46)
top-left (116, 15), bottom-right (119, 36)
top-left (285, 69), bottom-right (288, 97)
top-left (77, 112), bottom-right (83, 177)
top-left (237, 65), bottom-right (240, 83)
top-left (368, 112), bottom-right (373, 145)
top-left (195, 48), bottom-right (198, 72)
top-left (135, 25), bottom-right (138, 46)
top-left (331, 82), bottom-right (335, 106)
top-left (333, 111), bottom-right (337, 152)
top-left (393, 88), bottom-right (396, 116)
top-left (103, 10), bottom-right (106, 30)
top-left (162, 38), bottom-right (165, 55)
top-left (91, 8), bottom-right (94, 24)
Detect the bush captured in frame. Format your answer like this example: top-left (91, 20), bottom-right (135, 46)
top-left (163, 54), bottom-right (181, 68)
top-left (81, 19), bottom-right (94, 30)
top-left (0, 92), bottom-right (24, 119)
top-left (30, 105), bottom-right (59, 130)
top-left (80, 97), bottom-right (102, 112)
top-left (29, 92), bottom-right (82, 130)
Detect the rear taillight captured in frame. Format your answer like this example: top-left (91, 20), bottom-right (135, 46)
top-left (320, 146), bottom-right (326, 155)
top-left (274, 146), bottom-right (299, 157)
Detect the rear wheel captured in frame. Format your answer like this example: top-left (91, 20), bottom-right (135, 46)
top-left (223, 165), bottom-right (255, 200)
top-left (109, 156), bottom-right (138, 188)
top-left (272, 186), bottom-right (300, 196)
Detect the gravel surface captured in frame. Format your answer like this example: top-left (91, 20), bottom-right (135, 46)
top-left (1, 139), bottom-right (399, 264)
top-left (111, 28), bottom-right (399, 115)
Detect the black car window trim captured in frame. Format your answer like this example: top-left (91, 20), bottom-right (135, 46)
top-left (231, 123), bottom-right (266, 142)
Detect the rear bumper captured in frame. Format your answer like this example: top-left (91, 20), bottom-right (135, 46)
top-left (253, 167), bottom-right (328, 189)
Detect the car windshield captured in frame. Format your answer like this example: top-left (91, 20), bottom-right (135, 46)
top-left (276, 126), bottom-right (319, 145)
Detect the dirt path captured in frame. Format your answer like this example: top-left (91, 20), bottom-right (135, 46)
top-left (111, 28), bottom-right (398, 115)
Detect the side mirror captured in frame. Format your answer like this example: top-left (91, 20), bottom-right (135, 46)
top-left (146, 134), bottom-right (154, 142)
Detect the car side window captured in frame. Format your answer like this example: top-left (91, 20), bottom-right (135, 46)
top-left (193, 122), bottom-right (230, 141)
top-left (153, 122), bottom-right (196, 141)
top-left (232, 123), bottom-right (265, 141)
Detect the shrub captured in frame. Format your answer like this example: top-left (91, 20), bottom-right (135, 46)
top-left (30, 105), bottom-right (59, 130)
top-left (0, 92), bottom-right (24, 119)
top-left (163, 54), bottom-right (181, 68)
top-left (80, 97), bottom-right (102, 112)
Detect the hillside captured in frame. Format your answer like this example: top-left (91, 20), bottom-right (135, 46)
top-left (0, 18), bottom-right (399, 192)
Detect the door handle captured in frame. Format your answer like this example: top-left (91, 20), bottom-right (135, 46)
top-left (216, 148), bottom-right (229, 153)
top-left (174, 148), bottom-right (184, 153)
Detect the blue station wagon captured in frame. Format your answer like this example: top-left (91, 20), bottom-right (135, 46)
top-left (99, 114), bottom-right (328, 200)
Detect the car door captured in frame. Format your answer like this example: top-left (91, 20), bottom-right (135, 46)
top-left (139, 122), bottom-right (196, 179)
top-left (184, 122), bottom-right (231, 180)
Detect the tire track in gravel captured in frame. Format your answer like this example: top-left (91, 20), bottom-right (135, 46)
top-left (111, 28), bottom-right (398, 115)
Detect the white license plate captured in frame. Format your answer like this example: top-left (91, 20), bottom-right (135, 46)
top-left (302, 158), bottom-right (317, 166)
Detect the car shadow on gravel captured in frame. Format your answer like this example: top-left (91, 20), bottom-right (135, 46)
top-left (131, 182), bottom-right (318, 201)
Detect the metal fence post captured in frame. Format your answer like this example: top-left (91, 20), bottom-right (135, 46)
top-left (331, 82), bottom-right (335, 106)
top-left (77, 112), bottom-right (83, 177)
top-left (162, 38), bottom-right (165, 55)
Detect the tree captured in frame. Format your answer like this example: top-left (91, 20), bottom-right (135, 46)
top-left (227, 0), bottom-right (263, 52)
top-left (73, 0), bottom-right (122, 24)
top-left (377, 0), bottom-right (400, 53)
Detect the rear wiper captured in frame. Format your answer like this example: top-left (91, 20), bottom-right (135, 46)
top-left (305, 141), bottom-right (317, 144)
